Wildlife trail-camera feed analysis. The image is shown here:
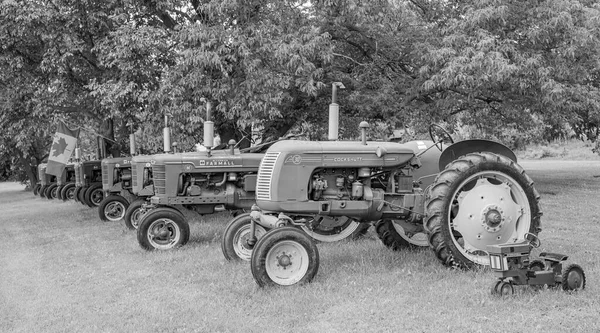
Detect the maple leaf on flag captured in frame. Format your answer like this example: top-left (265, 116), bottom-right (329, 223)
top-left (52, 137), bottom-right (68, 157)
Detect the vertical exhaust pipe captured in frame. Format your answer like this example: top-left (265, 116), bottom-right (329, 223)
top-left (163, 115), bottom-right (171, 153)
top-left (328, 82), bottom-right (345, 141)
top-left (129, 133), bottom-right (136, 156)
top-left (204, 100), bottom-right (214, 150)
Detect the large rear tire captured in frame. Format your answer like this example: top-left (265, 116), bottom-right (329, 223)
top-left (300, 215), bottom-right (361, 242)
top-left (98, 195), bottom-right (129, 222)
top-left (221, 213), bottom-right (268, 261)
top-left (376, 219), bottom-right (428, 250)
top-left (251, 227), bottom-right (319, 287)
top-left (137, 207), bottom-right (190, 251)
top-left (424, 152), bottom-right (542, 268)
top-left (84, 184), bottom-right (104, 208)
top-left (123, 199), bottom-right (147, 230)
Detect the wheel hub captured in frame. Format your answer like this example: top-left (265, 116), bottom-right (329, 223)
top-left (157, 227), bottom-right (170, 238)
top-left (482, 205), bottom-right (506, 231)
top-left (277, 253), bottom-right (292, 269)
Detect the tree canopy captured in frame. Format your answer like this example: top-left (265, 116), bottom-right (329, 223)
top-left (2, 0), bottom-right (600, 184)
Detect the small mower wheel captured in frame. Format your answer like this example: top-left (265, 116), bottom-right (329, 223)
top-left (561, 264), bottom-right (586, 291)
top-left (98, 195), bottom-right (129, 222)
top-left (61, 184), bottom-right (76, 201)
top-left (84, 184), bottom-right (104, 207)
top-left (46, 184), bottom-right (58, 200)
top-left (497, 281), bottom-right (515, 296)
top-left (528, 260), bottom-right (546, 271)
top-left (124, 199), bottom-right (147, 230)
top-left (251, 227), bottom-right (319, 287)
top-left (33, 184), bottom-right (41, 196)
top-left (137, 207), bottom-right (189, 251)
top-left (221, 213), bottom-right (268, 261)
top-left (375, 219), bottom-right (428, 250)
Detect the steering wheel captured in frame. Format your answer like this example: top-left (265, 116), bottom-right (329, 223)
top-left (428, 124), bottom-right (454, 151)
top-left (524, 232), bottom-right (541, 248)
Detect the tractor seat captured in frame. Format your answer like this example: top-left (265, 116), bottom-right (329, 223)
top-left (539, 252), bottom-right (568, 263)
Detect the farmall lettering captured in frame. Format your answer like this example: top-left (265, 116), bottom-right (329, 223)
top-left (199, 159), bottom-right (237, 167)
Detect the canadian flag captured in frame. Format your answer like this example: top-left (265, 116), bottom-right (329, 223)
top-left (46, 121), bottom-right (80, 176)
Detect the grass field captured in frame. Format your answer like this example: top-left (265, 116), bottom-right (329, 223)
top-left (1, 160), bottom-right (599, 333)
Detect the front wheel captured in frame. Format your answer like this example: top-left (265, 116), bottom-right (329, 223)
top-left (251, 227), bottom-right (319, 287)
top-left (425, 152), bottom-right (542, 269)
top-left (85, 184), bottom-right (104, 207)
top-left (221, 213), bottom-right (268, 261)
top-left (124, 199), bottom-right (147, 230)
top-left (46, 184), bottom-right (58, 200)
top-left (55, 185), bottom-right (65, 200)
top-left (137, 207), bottom-right (190, 251)
top-left (33, 184), bottom-right (41, 196)
top-left (98, 195), bottom-right (129, 222)
top-left (61, 184), bottom-right (76, 201)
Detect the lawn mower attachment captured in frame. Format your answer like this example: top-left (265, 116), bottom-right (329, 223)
top-left (245, 123), bottom-right (542, 287)
top-left (488, 232), bottom-right (585, 296)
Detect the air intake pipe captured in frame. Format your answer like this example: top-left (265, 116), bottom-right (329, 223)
top-left (163, 115), bottom-right (171, 153)
top-left (328, 82), bottom-right (345, 141)
top-left (204, 100), bottom-right (214, 150)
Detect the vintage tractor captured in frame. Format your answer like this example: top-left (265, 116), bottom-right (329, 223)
top-left (73, 159), bottom-right (103, 207)
top-left (123, 154), bottom-right (155, 229)
top-left (37, 163), bottom-right (57, 199)
top-left (242, 122), bottom-right (542, 286)
top-left (488, 233), bottom-right (585, 295)
top-left (97, 157), bottom-right (134, 221)
top-left (136, 102), bottom-right (365, 251)
top-left (55, 163), bottom-right (77, 201)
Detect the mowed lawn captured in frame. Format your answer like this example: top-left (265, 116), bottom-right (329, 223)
top-left (1, 160), bottom-right (599, 333)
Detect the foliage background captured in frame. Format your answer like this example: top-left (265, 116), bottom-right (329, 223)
top-left (2, 0), bottom-right (600, 184)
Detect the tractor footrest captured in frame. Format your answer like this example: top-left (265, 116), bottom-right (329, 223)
top-left (539, 252), bottom-right (568, 263)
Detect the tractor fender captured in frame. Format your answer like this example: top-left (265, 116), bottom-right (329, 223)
top-left (439, 139), bottom-right (516, 170)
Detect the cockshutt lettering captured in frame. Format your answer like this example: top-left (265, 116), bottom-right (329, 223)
top-left (333, 157), bottom-right (363, 162)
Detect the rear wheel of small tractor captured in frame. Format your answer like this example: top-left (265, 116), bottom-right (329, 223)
top-left (61, 184), bottom-right (76, 201)
top-left (561, 264), bottom-right (586, 291)
top-left (77, 186), bottom-right (86, 204)
top-left (251, 227), bottom-right (319, 287)
top-left (375, 219), bottom-right (429, 250)
top-left (124, 199), bottom-right (147, 230)
top-left (46, 184), bottom-right (58, 200)
top-left (98, 195), bottom-right (129, 222)
top-left (424, 152), bottom-right (541, 269)
top-left (222, 213), bottom-right (268, 261)
top-left (55, 185), bottom-right (65, 200)
top-left (84, 184), bottom-right (104, 207)
top-left (300, 215), bottom-right (361, 242)
top-left (33, 184), bottom-right (41, 196)
top-left (137, 207), bottom-right (189, 251)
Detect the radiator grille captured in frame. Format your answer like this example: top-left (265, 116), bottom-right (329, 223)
top-left (131, 165), bottom-right (138, 188)
top-left (102, 163), bottom-right (109, 186)
top-left (153, 164), bottom-right (166, 195)
top-left (256, 152), bottom-right (280, 201)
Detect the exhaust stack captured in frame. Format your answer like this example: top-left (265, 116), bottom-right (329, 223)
top-left (129, 133), bottom-right (136, 156)
top-left (204, 101), bottom-right (214, 149)
top-left (328, 82), bottom-right (345, 141)
top-left (163, 115), bottom-right (171, 153)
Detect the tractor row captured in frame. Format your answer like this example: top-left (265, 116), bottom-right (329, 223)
top-left (31, 100), bottom-right (585, 292)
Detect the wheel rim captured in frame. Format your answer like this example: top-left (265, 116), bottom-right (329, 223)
top-left (391, 220), bottom-right (428, 247)
top-left (265, 240), bottom-right (310, 286)
top-left (233, 224), bottom-right (267, 261)
top-left (51, 187), bottom-right (58, 198)
top-left (300, 216), bottom-right (360, 242)
top-left (131, 208), bottom-right (143, 229)
top-left (449, 171), bottom-right (531, 266)
top-left (499, 282), bottom-right (514, 295)
top-left (565, 268), bottom-right (584, 290)
top-left (66, 187), bottom-right (75, 200)
top-left (90, 189), bottom-right (104, 206)
top-left (104, 201), bottom-right (126, 221)
top-left (147, 218), bottom-right (181, 250)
